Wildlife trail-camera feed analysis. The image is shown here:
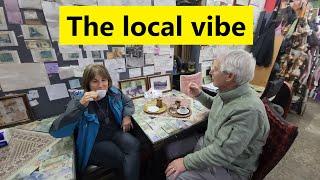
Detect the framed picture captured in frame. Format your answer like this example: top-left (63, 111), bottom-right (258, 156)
top-left (119, 77), bottom-right (148, 99)
top-left (0, 94), bottom-right (33, 129)
top-left (147, 74), bottom-right (172, 93)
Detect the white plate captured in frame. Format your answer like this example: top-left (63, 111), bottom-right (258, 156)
top-left (147, 106), bottom-right (159, 113)
top-left (177, 108), bottom-right (190, 115)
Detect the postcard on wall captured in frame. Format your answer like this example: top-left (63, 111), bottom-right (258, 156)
top-left (42, 1), bottom-right (59, 22)
top-left (129, 68), bottom-right (142, 78)
top-left (47, 22), bottom-right (59, 41)
top-left (45, 83), bottom-right (70, 101)
top-left (0, 31), bottom-right (18, 47)
top-left (23, 10), bottom-right (38, 20)
top-left (0, 7), bottom-right (8, 30)
top-left (235, 0), bottom-right (250, 6)
top-left (31, 49), bottom-right (57, 62)
top-left (144, 53), bottom-right (156, 65)
top-left (73, 0), bottom-right (98, 5)
top-left (0, 63), bottom-right (50, 92)
top-left (68, 79), bottom-right (81, 89)
top-left (21, 25), bottom-right (50, 39)
top-left (18, 0), bottom-right (43, 9)
top-left (62, 52), bottom-right (83, 61)
top-left (126, 45), bottom-right (144, 68)
top-left (25, 40), bottom-right (52, 49)
top-left (154, 0), bottom-right (176, 6)
top-left (104, 58), bottom-right (126, 73)
top-left (143, 66), bottom-right (155, 76)
top-left (78, 58), bottom-right (94, 68)
top-left (58, 45), bottom-right (81, 53)
top-left (0, 50), bottom-right (21, 64)
top-left (87, 50), bottom-right (104, 60)
top-left (83, 45), bottom-right (108, 51)
top-left (143, 45), bottom-right (155, 54)
top-left (59, 66), bottom-right (75, 80)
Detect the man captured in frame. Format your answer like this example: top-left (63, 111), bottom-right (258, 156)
top-left (165, 49), bottom-right (270, 180)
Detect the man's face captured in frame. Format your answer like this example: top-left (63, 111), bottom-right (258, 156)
top-left (209, 60), bottom-right (227, 88)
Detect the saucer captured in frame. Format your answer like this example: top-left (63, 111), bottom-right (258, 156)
top-left (177, 108), bottom-right (190, 115)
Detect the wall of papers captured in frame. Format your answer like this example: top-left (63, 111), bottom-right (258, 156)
top-left (0, 0), bottom-right (175, 119)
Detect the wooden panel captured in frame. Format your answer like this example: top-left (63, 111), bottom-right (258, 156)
top-left (251, 34), bottom-right (285, 88)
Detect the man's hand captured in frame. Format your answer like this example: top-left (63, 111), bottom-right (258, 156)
top-left (122, 116), bottom-right (133, 132)
top-left (165, 158), bottom-right (186, 180)
top-left (188, 82), bottom-right (201, 97)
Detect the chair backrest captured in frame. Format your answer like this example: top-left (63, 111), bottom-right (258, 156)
top-left (252, 98), bottom-right (298, 180)
top-left (271, 81), bottom-right (293, 119)
top-left (180, 72), bottom-right (202, 96)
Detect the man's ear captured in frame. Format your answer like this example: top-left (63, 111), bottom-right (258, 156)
top-left (226, 73), bottom-right (235, 82)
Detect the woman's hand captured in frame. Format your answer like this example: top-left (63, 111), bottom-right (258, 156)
top-left (122, 116), bottom-right (133, 132)
top-left (79, 91), bottom-right (98, 107)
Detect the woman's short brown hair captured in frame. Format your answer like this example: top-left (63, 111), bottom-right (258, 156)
top-left (82, 64), bottom-right (113, 91)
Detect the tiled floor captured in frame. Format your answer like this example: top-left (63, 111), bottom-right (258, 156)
top-left (265, 99), bottom-right (320, 180)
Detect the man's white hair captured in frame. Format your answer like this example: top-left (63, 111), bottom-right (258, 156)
top-left (216, 47), bottom-right (256, 85)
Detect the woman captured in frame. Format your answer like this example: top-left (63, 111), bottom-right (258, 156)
top-left (49, 64), bottom-right (140, 180)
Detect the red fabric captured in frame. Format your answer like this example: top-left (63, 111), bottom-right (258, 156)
top-left (252, 98), bottom-right (298, 180)
top-left (264, 0), bottom-right (277, 12)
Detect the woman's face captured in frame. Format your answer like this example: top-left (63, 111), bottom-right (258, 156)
top-left (89, 75), bottom-right (109, 91)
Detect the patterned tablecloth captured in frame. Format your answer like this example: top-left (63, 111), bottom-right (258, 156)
top-left (1, 116), bottom-right (75, 180)
top-left (132, 90), bottom-right (209, 144)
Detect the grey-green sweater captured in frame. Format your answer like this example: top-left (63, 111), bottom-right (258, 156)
top-left (184, 83), bottom-right (270, 178)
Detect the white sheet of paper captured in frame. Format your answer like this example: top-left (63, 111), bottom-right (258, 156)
top-left (108, 70), bottom-right (120, 87)
top-left (68, 79), bottom-right (81, 89)
top-left (154, 0), bottom-right (175, 5)
top-left (144, 53), bottom-right (156, 65)
top-left (58, 45), bottom-right (81, 53)
top-left (129, 68), bottom-right (141, 78)
top-left (0, 63), bottom-right (50, 92)
top-left (45, 83), bottom-right (70, 101)
top-left (59, 66), bottom-right (74, 80)
top-left (28, 90), bottom-right (40, 99)
top-left (18, 0), bottom-right (42, 9)
top-left (83, 45), bottom-right (108, 51)
top-left (41, 1), bottom-right (59, 22)
top-left (0, 7), bottom-right (8, 30)
top-left (156, 46), bottom-right (173, 55)
top-left (206, 0), bottom-right (233, 5)
top-left (143, 45), bottom-right (155, 53)
top-left (97, 0), bottom-right (151, 5)
top-left (235, 0), bottom-right (250, 5)
top-left (78, 58), bottom-right (94, 68)
top-left (47, 22), bottom-right (59, 41)
top-left (29, 99), bottom-right (39, 107)
top-left (143, 66), bottom-right (154, 76)
top-left (154, 55), bottom-right (173, 72)
top-left (104, 58), bottom-right (126, 73)
top-left (72, 66), bottom-right (84, 77)
top-left (94, 61), bottom-right (104, 65)
top-left (73, 0), bottom-right (97, 5)
top-left (60, 0), bottom-right (75, 5)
